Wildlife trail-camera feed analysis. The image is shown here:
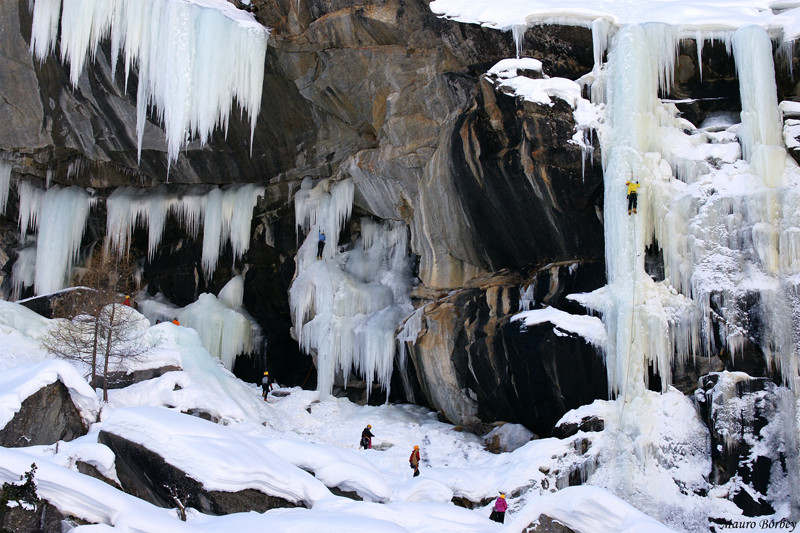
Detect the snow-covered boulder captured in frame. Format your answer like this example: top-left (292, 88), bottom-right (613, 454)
top-left (98, 407), bottom-right (332, 513)
top-left (0, 360), bottom-right (98, 447)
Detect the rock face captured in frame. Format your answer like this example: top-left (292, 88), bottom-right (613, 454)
top-left (0, 0), bottom-right (607, 412)
top-left (0, 501), bottom-right (65, 533)
top-left (98, 431), bottom-right (298, 515)
top-left (399, 262), bottom-right (608, 434)
top-left (0, 380), bottom-right (86, 447)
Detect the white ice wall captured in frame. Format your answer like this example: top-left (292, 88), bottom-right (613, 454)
top-left (290, 178), bottom-right (414, 397)
top-left (14, 184), bottom-right (94, 296)
top-left (577, 23), bottom-right (800, 396)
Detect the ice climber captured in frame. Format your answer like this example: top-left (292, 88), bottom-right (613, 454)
top-left (490, 492), bottom-right (508, 523)
top-left (261, 371), bottom-right (273, 399)
top-left (409, 445), bottom-right (421, 477)
top-left (122, 294), bottom-right (131, 306)
top-left (626, 179), bottom-right (640, 215)
top-left (317, 230), bottom-right (326, 259)
top-left (172, 317), bottom-right (180, 326)
top-left (360, 425), bottom-right (374, 449)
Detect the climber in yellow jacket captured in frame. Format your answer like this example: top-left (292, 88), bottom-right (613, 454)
top-left (626, 180), bottom-right (641, 215)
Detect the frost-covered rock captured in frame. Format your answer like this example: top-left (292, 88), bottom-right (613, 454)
top-left (695, 372), bottom-right (800, 517)
top-left (99, 431), bottom-right (298, 515)
top-left (0, 360), bottom-right (98, 447)
top-left (94, 406), bottom-right (343, 517)
top-left (483, 423), bottom-right (535, 453)
top-left (0, 380), bottom-right (86, 447)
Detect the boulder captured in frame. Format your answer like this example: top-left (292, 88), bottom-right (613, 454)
top-left (551, 416), bottom-right (604, 440)
top-left (103, 366), bottom-right (182, 390)
top-left (525, 515), bottom-right (578, 533)
top-left (98, 431), bottom-right (297, 515)
top-left (0, 381), bottom-right (87, 447)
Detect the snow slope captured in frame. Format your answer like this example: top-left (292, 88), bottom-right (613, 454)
top-left (0, 300), bottom-right (718, 532)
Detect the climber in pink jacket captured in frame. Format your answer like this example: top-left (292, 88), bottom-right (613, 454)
top-left (489, 492), bottom-right (507, 523)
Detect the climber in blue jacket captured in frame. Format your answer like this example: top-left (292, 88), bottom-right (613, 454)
top-left (317, 230), bottom-right (326, 259)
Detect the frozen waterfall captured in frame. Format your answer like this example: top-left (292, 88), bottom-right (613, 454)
top-left (29, 0), bottom-right (269, 167)
top-left (573, 23), bottom-right (800, 397)
top-left (289, 178), bottom-right (415, 397)
top-left (7, 182), bottom-right (262, 298)
top-left (135, 278), bottom-right (261, 371)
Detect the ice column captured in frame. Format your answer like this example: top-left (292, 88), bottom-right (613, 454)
top-left (0, 160), bottom-right (11, 214)
top-left (290, 179), bottom-right (414, 397)
top-left (590, 24), bottom-right (697, 397)
top-left (29, 0), bottom-right (269, 166)
top-left (733, 26), bottom-right (788, 277)
top-left (732, 26), bottom-right (786, 188)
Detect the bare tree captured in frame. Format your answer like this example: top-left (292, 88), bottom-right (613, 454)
top-left (41, 249), bottom-right (159, 401)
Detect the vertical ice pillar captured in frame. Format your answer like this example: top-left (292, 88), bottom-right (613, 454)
top-left (733, 26), bottom-right (786, 188)
top-left (600, 24), bottom-right (679, 397)
top-left (733, 26), bottom-right (787, 276)
top-left (0, 160), bottom-right (11, 214)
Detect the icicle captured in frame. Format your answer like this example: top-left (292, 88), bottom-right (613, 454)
top-left (11, 245), bottom-right (36, 300)
top-left (591, 18), bottom-right (611, 67)
top-left (511, 24), bottom-right (527, 59)
top-left (229, 184), bottom-right (263, 264)
top-left (519, 283), bottom-right (535, 311)
top-left (696, 31), bottom-right (704, 83)
top-left (29, 0), bottom-right (61, 62)
top-left (0, 160), bottom-right (11, 215)
top-left (777, 40), bottom-right (795, 81)
top-left (107, 184), bottom-right (262, 277)
top-left (16, 181), bottom-right (44, 239)
top-left (202, 184), bottom-right (264, 278)
top-left (28, 0), bottom-right (269, 166)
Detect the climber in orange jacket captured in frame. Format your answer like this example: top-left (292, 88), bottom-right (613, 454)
top-left (409, 445), bottom-right (421, 477)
